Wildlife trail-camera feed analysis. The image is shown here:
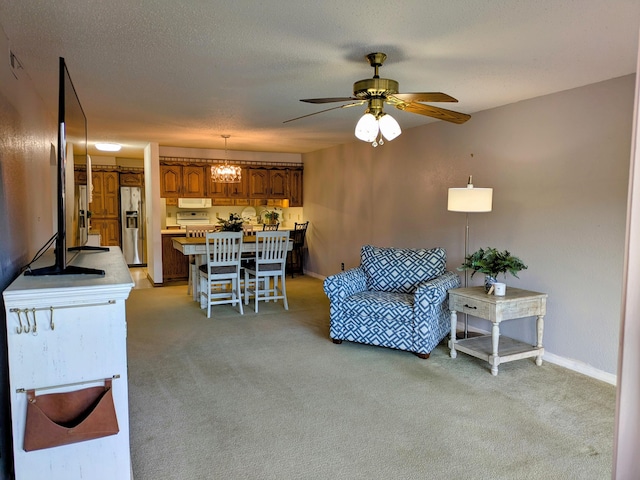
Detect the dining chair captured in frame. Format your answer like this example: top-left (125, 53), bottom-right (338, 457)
top-left (199, 231), bottom-right (244, 318)
top-left (186, 224), bottom-right (218, 300)
top-left (242, 223), bottom-right (256, 236)
top-left (244, 230), bottom-right (290, 313)
top-left (287, 221), bottom-right (309, 278)
top-left (262, 223), bottom-right (279, 231)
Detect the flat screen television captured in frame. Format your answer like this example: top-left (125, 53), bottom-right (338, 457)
top-left (25, 57), bottom-right (106, 276)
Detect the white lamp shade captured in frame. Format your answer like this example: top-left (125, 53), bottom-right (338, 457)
top-left (355, 113), bottom-right (379, 142)
top-left (447, 187), bottom-right (493, 212)
top-left (378, 113), bottom-right (401, 141)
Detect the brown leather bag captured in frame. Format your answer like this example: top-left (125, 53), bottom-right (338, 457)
top-left (24, 379), bottom-right (119, 452)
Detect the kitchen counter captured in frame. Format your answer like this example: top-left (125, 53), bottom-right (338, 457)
top-left (161, 226), bottom-right (296, 235)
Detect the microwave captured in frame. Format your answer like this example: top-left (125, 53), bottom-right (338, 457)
top-left (178, 198), bottom-right (212, 209)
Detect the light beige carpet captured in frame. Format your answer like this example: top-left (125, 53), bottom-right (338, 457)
top-left (126, 276), bottom-right (615, 480)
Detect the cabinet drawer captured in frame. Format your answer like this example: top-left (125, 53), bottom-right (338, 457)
top-left (450, 295), bottom-right (492, 318)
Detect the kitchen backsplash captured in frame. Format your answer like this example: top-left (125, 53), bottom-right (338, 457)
top-left (163, 201), bottom-right (304, 229)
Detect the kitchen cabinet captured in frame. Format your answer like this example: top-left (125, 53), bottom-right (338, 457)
top-left (119, 171), bottom-right (144, 187)
top-left (182, 165), bottom-right (206, 197)
top-left (74, 169), bottom-right (87, 185)
top-left (207, 166), bottom-right (249, 205)
top-left (289, 168), bottom-right (303, 206)
top-left (91, 171), bottom-right (119, 218)
top-left (160, 161), bottom-right (303, 205)
top-left (160, 165), bottom-right (182, 198)
top-left (91, 219), bottom-right (120, 246)
top-left (90, 171), bottom-right (120, 247)
top-left (160, 165), bottom-right (206, 198)
top-left (3, 247), bottom-right (133, 479)
top-left (162, 232), bottom-right (189, 282)
top-left (248, 168), bottom-right (288, 199)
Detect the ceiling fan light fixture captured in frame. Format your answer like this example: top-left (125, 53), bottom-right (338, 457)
top-left (378, 113), bottom-right (401, 141)
top-left (355, 113), bottom-right (379, 142)
top-left (210, 135), bottom-right (242, 183)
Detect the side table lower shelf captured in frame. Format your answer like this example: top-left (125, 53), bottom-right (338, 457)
top-left (448, 335), bottom-right (544, 373)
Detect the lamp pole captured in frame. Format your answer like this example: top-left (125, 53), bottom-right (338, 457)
top-left (447, 175), bottom-right (493, 339)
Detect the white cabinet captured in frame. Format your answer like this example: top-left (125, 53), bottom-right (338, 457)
top-left (3, 248), bottom-right (134, 479)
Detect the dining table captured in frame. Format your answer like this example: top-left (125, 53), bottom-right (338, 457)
top-left (172, 235), bottom-right (293, 303)
top-left (172, 235), bottom-right (293, 257)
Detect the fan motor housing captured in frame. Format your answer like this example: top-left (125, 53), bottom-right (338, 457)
top-left (353, 78), bottom-right (399, 99)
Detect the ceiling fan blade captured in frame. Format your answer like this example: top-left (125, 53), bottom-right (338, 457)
top-left (300, 97), bottom-right (358, 104)
top-left (389, 92), bottom-right (458, 103)
top-left (283, 101), bottom-right (365, 123)
top-left (396, 102), bottom-right (471, 124)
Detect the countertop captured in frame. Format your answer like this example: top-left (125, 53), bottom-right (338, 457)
top-left (161, 226), bottom-right (295, 235)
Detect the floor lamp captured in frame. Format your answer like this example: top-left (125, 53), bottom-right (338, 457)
top-left (448, 175), bottom-right (493, 337)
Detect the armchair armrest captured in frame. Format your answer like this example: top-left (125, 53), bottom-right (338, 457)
top-left (323, 266), bottom-right (367, 302)
top-left (412, 271), bottom-right (461, 354)
top-left (415, 271), bottom-right (461, 308)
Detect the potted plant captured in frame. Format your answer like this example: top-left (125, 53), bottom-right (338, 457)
top-left (458, 247), bottom-right (528, 292)
top-left (263, 210), bottom-right (279, 225)
top-left (217, 213), bottom-right (244, 232)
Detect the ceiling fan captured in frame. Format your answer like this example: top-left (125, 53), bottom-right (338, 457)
top-left (284, 52), bottom-right (471, 146)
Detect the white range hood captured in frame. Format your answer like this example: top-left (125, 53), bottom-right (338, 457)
top-left (178, 198), bottom-right (211, 208)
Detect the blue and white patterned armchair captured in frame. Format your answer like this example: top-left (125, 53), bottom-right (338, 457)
top-left (323, 245), bottom-right (460, 358)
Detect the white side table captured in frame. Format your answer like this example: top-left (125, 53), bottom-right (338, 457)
top-left (448, 286), bottom-right (547, 375)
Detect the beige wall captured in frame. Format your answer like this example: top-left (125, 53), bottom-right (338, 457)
top-left (303, 74), bottom-right (635, 378)
top-left (613, 34), bottom-right (640, 480)
top-left (0, 26), bottom-right (56, 477)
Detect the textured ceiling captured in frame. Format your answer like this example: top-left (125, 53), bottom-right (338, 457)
top-left (0, 1), bottom-right (639, 158)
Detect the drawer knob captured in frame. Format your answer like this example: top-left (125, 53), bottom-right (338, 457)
top-left (464, 304), bottom-right (477, 309)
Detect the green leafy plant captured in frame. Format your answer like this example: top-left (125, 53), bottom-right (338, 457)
top-left (217, 213), bottom-right (243, 232)
top-left (458, 247), bottom-right (528, 279)
top-left (263, 210), bottom-right (279, 223)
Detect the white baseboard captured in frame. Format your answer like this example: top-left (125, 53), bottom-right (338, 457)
top-left (460, 323), bottom-right (617, 385)
top-left (542, 352), bottom-right (617, 385)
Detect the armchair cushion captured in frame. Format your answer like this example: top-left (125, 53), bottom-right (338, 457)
top-left (361, 245), bottom-right (446, 294)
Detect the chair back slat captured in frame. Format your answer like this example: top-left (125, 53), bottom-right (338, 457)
top-left (255, 231), bottom-right (290, 266)
top-left (205, 231), bottom-right (243, 269)
top-left (186, 224), bottom-right (218, 238)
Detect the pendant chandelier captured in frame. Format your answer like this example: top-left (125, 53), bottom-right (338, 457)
top-left (210, 135), bottom-right (241, 183)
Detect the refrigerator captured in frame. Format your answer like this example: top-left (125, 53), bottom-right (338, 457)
top-left (120, 186), bottom-right (146, 265)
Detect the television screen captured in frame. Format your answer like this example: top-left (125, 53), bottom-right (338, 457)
top-left (25, 57), bottom-right (104, 276)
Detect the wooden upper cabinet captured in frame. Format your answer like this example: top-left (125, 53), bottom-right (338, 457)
top-left (248, 168), bottom-right (287, 199)
top-left (182, 166), bottom-right (206, 197)
top-left (228, 167), bottom-right (249, 198)
top-left (269, 170), bottom-right (288, 198)
top-left (207, 166), bottom-right (248, 201)
top-left (91, 171), bottom-right (119, 218)
top-left (248, 168), bottom-right (269, 198)
top-left (120, 172), bottom-right (143, 187)
top-left (161, 165), bottom-right (206, 197)
top-left (289, 168), bottom-right (303, 207)
top-left (160, 162), bottom-right (301, 204)
top-left (160, 165), bottom-right (182, 198)
top-left (75, 169), bottom-right (87, 185)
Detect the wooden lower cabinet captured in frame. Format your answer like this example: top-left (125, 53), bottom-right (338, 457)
top-left (162, 233), bottom-right (189, 282)
top-left (91, 219), bottom-right (120, 246)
